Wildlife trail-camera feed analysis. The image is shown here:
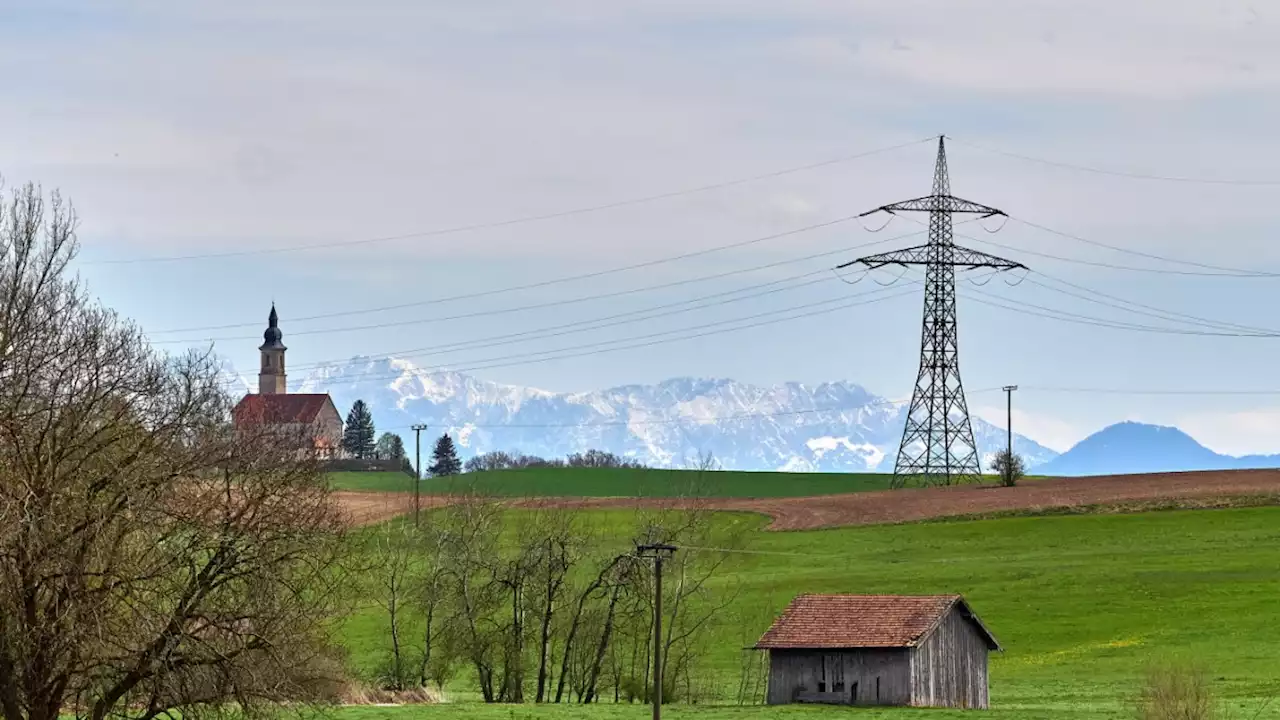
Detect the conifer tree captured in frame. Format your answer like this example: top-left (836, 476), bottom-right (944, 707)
top-left (342, 400), bottom-right (376, 459)
top-left (428, 432), bottom-right (462, 477)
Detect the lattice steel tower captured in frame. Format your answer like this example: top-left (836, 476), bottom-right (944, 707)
top-left (840, 136), bottom-right (1026, 488)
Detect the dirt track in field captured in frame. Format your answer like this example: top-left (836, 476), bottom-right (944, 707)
top-left (333, 469), bottom-right (1280, 531)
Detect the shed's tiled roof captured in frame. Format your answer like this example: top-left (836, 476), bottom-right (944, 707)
top-left (754, 594), bottom-right (999, 650)
top-left (232, 394), bottom-right (334, 424)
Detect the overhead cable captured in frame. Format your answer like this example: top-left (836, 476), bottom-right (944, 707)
top-left (89, 136), bottom-right (935, 265)
top-left (152, 220), bottom-right (918, 336)
top-left (951, 136), bottom-right (1280, 187)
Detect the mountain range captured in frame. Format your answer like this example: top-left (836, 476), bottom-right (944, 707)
top-left (221, 357), bottom-right (1280, 476)
top-left (220, 356), bottom-right (1058, 472)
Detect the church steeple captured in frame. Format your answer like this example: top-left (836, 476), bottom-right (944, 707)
top-left (258, 303), bottom-right (287, 394)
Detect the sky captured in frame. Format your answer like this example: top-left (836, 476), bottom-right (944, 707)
top-left (2, 1), bottom-right (1280, 455)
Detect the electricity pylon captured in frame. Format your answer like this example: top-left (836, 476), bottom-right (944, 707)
top-left (839, 136), bottom-right (1026, 489)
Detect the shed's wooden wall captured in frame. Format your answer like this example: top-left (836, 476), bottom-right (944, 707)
top-left (766, 649), bottom-right (912, 706)
top-left (909, 608), bottom-right (990, 709)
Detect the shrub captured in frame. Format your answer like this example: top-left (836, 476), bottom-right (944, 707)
top-left (1135, 661), bottom-right (1214, 720)
top-left (992, 449), bottom-right (1026, 487)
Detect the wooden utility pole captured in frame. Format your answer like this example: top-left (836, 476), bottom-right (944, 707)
top-left (636, 543), bottom-right (677, 720)
top-left (1001, 386), bottom-right (1017, 460)
top-left (411, 423), bottom-right (428, 527)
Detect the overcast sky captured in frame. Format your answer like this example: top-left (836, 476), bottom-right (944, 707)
top-left (3, 1), bottom-right (1280, 454)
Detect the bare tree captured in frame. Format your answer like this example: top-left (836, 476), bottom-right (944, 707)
top-left (433, 493), bottom-right (504, 702)
top-left (0, 182), bottom-right (349, 720)
top-left (372, 523), bottom-right (415, 691)
top-left (525, 507), bottom-right (585, 703)
top-left (992, 449), bottom-right (1026, 487)
top-left (414, 524), bottom-right (455, 692)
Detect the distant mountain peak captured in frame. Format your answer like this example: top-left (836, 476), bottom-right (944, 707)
top-left (1039, 420), bottom-right (1280, 476)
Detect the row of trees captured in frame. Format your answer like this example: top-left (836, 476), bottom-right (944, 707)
top-left (369, 483), bottom-right (742, 705)
top-left (464, 449), bottom-right (646, 473)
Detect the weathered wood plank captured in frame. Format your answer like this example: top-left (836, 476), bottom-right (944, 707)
top-left (909, 606), bottom-right (990, 708)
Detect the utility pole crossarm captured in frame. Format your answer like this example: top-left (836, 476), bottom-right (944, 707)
top-left (860, 194), bottom-right (1005, 218)
top-left (838, 244), bottom-right (1027, 271)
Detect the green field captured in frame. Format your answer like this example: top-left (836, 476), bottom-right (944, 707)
top-left (328, 467), bottom-right (894, 497)
top-left (338, 504), bottom-right (1280, 719)
top-left (328, 467), bottom-right (1046, 498)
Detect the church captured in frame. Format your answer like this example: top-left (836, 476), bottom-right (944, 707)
top-left (231, 305), bottom-right (344, 459)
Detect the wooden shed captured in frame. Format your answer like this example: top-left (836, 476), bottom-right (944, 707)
top-left (754, 594), bottom-right (1000, 709)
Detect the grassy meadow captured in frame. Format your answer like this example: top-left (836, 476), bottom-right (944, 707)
top-left (326, 467), bottom-right (1039, 498)
top-left (337, 500), bottom-right (1280, 719)
top-left (327, 467), bottom-right (894, 496)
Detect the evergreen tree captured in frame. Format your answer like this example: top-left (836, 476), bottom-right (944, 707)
top-left (428, 433), bottom-right (462, 477)
top-left (375, 432), bottom-right (406, 461)
top-left (342, 400), bottom-right (376, 459)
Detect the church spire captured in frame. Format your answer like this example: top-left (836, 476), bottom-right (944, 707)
top-left (260, 303), bottom-right (285, 351)
top-left (258, 303), bottom-right (287, 394)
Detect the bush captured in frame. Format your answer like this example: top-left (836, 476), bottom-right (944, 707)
top-left (992, 449), bottom-right (1025, 487)
top-left (1135, 661), bottom-right (1214, 720)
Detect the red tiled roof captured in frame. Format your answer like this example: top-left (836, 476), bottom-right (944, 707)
top-left (754, 594), bottom-right (999, 650)
top-left (232, 394), bottom-right (334, 424)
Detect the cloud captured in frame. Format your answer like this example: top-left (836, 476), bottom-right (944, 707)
top-left (5, 0), bottom-right (1280, 421)
top-left (765, 1), bottom-right (1280, 98)
top-left (2, 0), bottom-right (1277, 270)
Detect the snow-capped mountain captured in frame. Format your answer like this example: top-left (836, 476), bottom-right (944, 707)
top-left (234, 355), bottom-right (1059, 472)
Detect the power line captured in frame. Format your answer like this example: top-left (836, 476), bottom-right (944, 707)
top-left (219, 284), bottom-right (920, 389)
top-left (1008, 216), bottom-right (1279, 277)
top-left (331, 382), bottom-right (1280, 435)
top-left (920, 250), bottom-right (1276, 335)
top-left (213, 268), bottom-right (837, 376)
top-left (960, 286), bottom-right (1276, 337)
top-left (151, 219), bottom-right (916, 337)
top-left (155, 230), bottom-right (919, 344)
top-left (951, 136), bottom-right (1280, 187)
top-left (87, 136), bottom-right (935, 266)
top-left (898, 212), bottom-right (1274, 278)
top-left (1021, 272), bottom-right (1280, 336)
top-left (384, 394), bottom-right (913, 431)
top-left (366, 387), bottom-right (1006, 433)
top-left (963, 234), bottom-right (1275, 277)
top-left (1018, 385), bottom-right (1280, 396)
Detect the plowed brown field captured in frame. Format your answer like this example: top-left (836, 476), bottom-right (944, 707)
top-left (333, 491), bottom-right (452, 526)
top-left (333, 469), bottom-right (1280, 531)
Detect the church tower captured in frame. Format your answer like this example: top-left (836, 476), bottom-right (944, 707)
top-left (258, 304), bottom-right (287, 395)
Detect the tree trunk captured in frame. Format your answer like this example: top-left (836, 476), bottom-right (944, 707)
top-left (555, 557), bottom-right (618, 703)
top-left (582, 582), bottom-right (623, 703)
top-left (536, 545), bottom-right (556, 703)
top-left (417, 604), bottom-right (434, 688)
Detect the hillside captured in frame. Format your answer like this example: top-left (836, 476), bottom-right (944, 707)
top-left (1041, 421), bottom-right (1280, 476)
top-left (224, 355), bottom-right (1058, 472)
